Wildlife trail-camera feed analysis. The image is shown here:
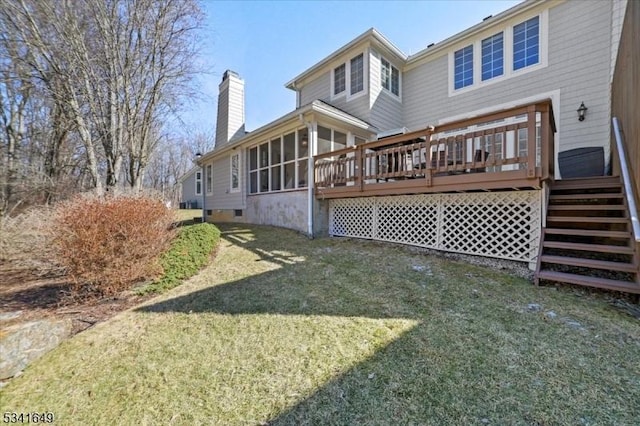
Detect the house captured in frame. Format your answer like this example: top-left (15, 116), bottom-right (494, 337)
top-left (197, 0), bottom-right (639, 293)
top-left (178, 166), bottom-right (202, 209)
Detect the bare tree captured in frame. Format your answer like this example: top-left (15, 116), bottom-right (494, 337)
top-left (1, 0), bottom-right (204, 202)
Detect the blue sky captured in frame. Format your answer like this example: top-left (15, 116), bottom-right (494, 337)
top-left (183, 0), bottom-right (522, 135)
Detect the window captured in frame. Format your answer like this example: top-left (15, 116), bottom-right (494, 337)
top-left (454, 45), bottom-right (473, 89)
top-left (195, 171), bottom-right (202, 195)
top-left (481, 32), bottom-right (503, 81)
top-left (230, 153), bottom-right (240, 192)
top-left (206, 165), bottom-right (212, 193)
top-left (350, 53), bottom-right (364, 95)
top-left (381, 57), bottom-right (400, 96)
top-left (317, 126), bottom-right (346, 155)
top-left (333, 64), bottom-right (346, 95)
top-left (248, 129), bottom-right (309, 194)
top-left (331, 52), bottom-right (367, 100)
top-left (354, 136), bottom-right (368, 145)
top-left (450, 12), bottom-right (547, 95)
top-left (513, 16), bottom-right (539, 71)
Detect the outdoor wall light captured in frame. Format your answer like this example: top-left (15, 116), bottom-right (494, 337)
top-left (577, 102), bottom-right (588, 121)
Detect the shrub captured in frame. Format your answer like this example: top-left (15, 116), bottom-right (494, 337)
top-left (138, 223), bottom-right (220, 294)
top-left (50, 194), bottom-right (176, 297)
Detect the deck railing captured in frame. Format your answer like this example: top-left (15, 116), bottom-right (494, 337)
top-left (314, 99), bottom-right (556, 198)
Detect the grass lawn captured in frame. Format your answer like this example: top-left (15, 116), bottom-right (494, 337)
top-left (174, 208), bottom-right (202, 223)
top-left (2, 224), bottom-right (639, 425)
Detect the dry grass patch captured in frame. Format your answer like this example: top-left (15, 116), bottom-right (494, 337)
top-left (1, 224), bottom-right (639, 425)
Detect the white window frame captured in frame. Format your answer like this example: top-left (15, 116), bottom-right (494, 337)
top-left (195, 170), bottom-right (202, 195)
top-left (333, 63), bottom-right (346, 96)
top-left (230, 153), bottom-right (240, 193)
top-left (206, 164), bottom-right (212, 194)
top-left (448, 9), bottom-right (548, 97)
top-left (380, 56), bottom-right (401, 99)
top-left (330, 50), bottom-right (369, 102)
top-left (247, 128), bottom-right (309, 194)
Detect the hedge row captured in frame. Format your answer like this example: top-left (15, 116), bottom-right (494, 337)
top-left (138, 222), bottom-right (221, 294)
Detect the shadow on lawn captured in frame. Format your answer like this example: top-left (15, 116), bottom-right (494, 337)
top-left (136, 224), bottom-right (636, 424)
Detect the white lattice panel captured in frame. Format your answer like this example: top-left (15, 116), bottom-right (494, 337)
top-left (376, 195), bottom-right (439, 247)
top-left (329, 191), bottom-right (541, 262)
top-left (439, 191), bottom-right (541, 261)
top-left (330, 198), bottom-right (375, 238)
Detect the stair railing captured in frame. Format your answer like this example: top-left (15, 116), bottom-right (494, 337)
top-left (612, 117), bottom-right (640, 242)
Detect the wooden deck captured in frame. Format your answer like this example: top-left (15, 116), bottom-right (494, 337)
top-left (314, 100), bottom-right (556, 199)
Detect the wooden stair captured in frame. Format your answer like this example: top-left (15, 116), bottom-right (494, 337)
top-left (535, 176), bottom-right (640, 294)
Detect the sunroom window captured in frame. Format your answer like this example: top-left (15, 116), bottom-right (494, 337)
top-left (248, 129), bottom-right (309, 194)
top-left (317, 126), bottom-right (347, 155)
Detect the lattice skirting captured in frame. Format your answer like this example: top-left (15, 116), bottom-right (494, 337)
top-left (329, 191), bottom-right (542, 262)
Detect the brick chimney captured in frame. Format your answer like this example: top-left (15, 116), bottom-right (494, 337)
top-left (215, 70), bottom-right (245, 147)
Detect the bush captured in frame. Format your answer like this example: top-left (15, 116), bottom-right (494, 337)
top-left (138, 223), bottom-right (220, 294)
top-left (50, 194), bottom-right (176, 297)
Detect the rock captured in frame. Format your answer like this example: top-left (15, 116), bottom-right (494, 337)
top-left (0, 319), bottom-right (73, 380)
top-left (412, 265), bottom-right (425, 272)
top-left (0, 311), bottom-right (23, 323)
top-left (527, 303), bottom-right (542, 312)
top-left (564, 319), bottom-right (584, 330)
top-left (544, 311), bottom-right (557, 319)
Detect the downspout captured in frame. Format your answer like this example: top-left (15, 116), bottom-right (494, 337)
top-left (195, 153), bottom-right (204, 223)
top-left (202, 167), bottom-right (206, 223)
top-left (307, 121), bottom-right (317, 237)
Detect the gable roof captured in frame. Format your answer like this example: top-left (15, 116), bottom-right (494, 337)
top-left (198, 99), bottom-right (377, 164)
top-left (285, 27), bottom-right (407, 91)
top-left (178, 165), bottom-right (199, 184)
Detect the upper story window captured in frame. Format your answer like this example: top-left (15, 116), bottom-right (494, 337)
top-left (195, 171), bottom-right (202, 195)
top-left (449, 11), bottom-right (547, 96)
top-left (350, 53), bottom-right (364, 95)
top-left (513, 16), bottom-right (539, 70)
top-left (454, 45), bottom-right (474, 89)
top-left (334, 64), bottom-right (346, 95)
top-left (248, 128), bottom-right (308, 194)
top-left (332, 52), bottom-right (368, 101)
top-left (230, 153), bottom-right (240, 192)
top-left (481, 32), bottom-right (504, 81)
top-left (381, 57), bottom-right (400, 96)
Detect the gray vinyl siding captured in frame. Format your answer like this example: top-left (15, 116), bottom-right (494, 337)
top-left (369, 49), bottom-right (403, 131)
top-left (403, 1), bottom-right (613, 173)
top-left (298, 62), bottom-right (371, 124)
top-left (204, 153), bottom-right (244, 211)
top-left (299, 72), bottom-right (330, 106)
top-left (180, 170), bottom-right (201, 208)
top-left (330, 91), bottom-right (370, 124)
